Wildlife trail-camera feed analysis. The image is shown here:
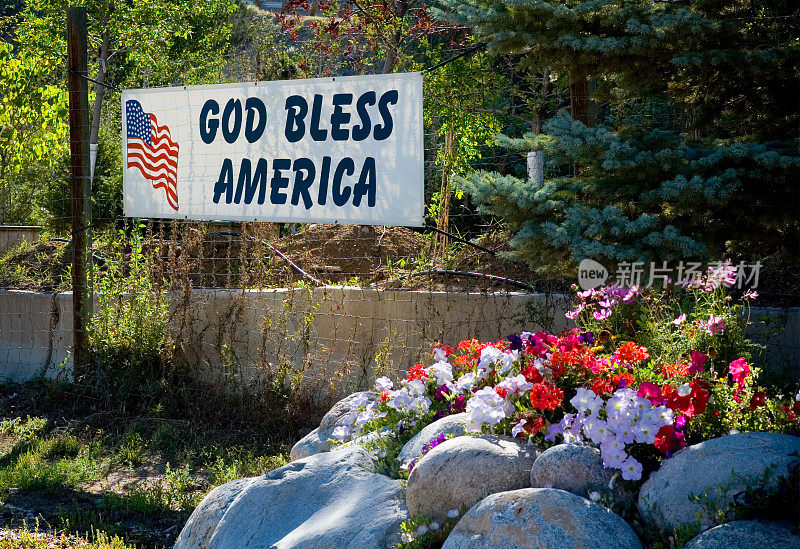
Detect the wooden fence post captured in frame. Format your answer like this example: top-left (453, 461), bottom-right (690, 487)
top-left (67, 6), bottom-right (93, 375)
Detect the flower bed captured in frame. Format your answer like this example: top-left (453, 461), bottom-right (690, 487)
top-left (331, 262), bottom-right (800, 546)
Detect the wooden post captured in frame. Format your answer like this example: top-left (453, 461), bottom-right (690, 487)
top-left (67, 6), bottom-right (93, 375)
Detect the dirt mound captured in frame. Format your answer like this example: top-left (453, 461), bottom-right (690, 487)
top-left (274, 224), bottom-right (425, 283)
top-left (0, 241), bottom-right (70, 291)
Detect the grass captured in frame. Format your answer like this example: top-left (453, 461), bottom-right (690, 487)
top-left (0, 381), bottom-right (298, 548)
top-left (0, 523), bottom-right (134, 548)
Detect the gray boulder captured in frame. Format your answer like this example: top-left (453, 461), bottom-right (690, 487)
top-left (318, 391), bottom-right (379, 431)
top-left (683, 520), bottom-right (800, 549)
top-left (399, 413), bottom-right (467, 465)
top-left (289, 391), bottom-right (378, 461)
top-left (442, 488), bottom-right (642, 549)
top-left (175, 446), bottom-right (407, 549)
top-left (530, 442), bottom-right (632, 512)
top-left (638, 432), bottom-right (800, 530)
top-left (289, 427), bottom-right (334, 461)
top-left (406, 435), bottom-right (539, 522)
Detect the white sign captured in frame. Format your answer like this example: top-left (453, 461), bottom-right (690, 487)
top-left (122, 73), bottom-right (424, 226)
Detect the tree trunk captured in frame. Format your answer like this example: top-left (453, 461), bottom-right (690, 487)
top-left (570, 67), bottom-right (590, 175)
top-left (570, 68), bottom-right (590, 126)
top-left (89, 29), bottom-right (110, 183)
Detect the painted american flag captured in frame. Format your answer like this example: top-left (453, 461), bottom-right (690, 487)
top-left (126, 100), bottom-right (179, 211)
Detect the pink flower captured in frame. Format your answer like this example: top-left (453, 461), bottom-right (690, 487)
top-left (622, 285), bottom-right (639, 305)
top-left (701, 315), bottom-right (726, 336)
top-left (672, 314), bottom-right (687, 326)
top-left (743, 289), bottom-right (758, 300)
top-left (728, 357), bottom-right (751, 387)
top-left (565, 302), bottom-right (585, 319)
top-left (688, 350), bottom-right (708, 375)
top-left (593, 308), bottom-right (612, 321)
top-left (637, 382), bottom-right (664, 406)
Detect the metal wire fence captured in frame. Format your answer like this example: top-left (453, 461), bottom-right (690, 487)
top-left (0, 3), bottom-right (797, 412)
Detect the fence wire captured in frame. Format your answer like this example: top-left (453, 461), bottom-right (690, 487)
top-left (0, 4), bottom-right (797, 407)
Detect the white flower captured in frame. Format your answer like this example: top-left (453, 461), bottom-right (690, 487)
top-left (447, 509), bottom-right (460, 518)
top-left (349, 393), bottom-right (372, 408)
top-left (339, 411), bottom-right (358, 427)
top-left (428, 522), bottom-right (440, 531)
top-left (608, 417), bottom-right (635, 444)
top-left (620, 456), bottom-right (643, 481)
top-left (570, 387), bottom-right (602, 416)
top-left (511, 419), bottom-right (528, 438)
top-left (355, 410), bottom-right (375, 429)
top-left (633, 422), bottom-right (657, 444)
top-left (400, 532), bottom-right (415, 543)
top-left (454, 372), bottom-right (477, 392)
top-left (407, 379), bottom-right (427, 398)
top-left (795, 390), bottom-right (800, 402)
top-left (478, 346), bottom-right (505, 374)
top-left (644, 406), bottom-right (674, 428)
top-left (465, 387), bottom-right (510, 432)
top-left (429, 361), bottom-right (454, 385)
top-left (588, 491), bottom-right (601, 502)
top-left (677, 383), bottom-right (692, 397)
top-left (584, 417), bottom-right (610, 445)
top-left (497, 374), bottom-right (532, 395)
top-left (601, 447), bottom-right (628, 469)
top-left (386, 389), bottom-right (411, 410)
top-left (433, 347), bottom-right (448, 362)
top-left (375, 376), bottom-right (393, 392)
top-left (331, 426), bottom-right (351, 441)
top-left (498, 350), bottom-right (520, 375)
top-left (412, 396), bottom-right (432, 415)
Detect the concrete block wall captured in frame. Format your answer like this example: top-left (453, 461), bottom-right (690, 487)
top-left (0, 288), bottom-right (797, 398)
top-left (0, 226), bottom-right (41, 255)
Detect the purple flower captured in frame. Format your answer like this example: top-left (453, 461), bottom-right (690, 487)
top-left (578, 331), bottom-right (594, 345)
top-left (507, 334), bottom-right (523, 351)
top-left (674, 414), bottom-right (687, 432)
top-left (449, 395), bottom-right (467, 413)
top-left (434, 384), bottom-right (450, 402)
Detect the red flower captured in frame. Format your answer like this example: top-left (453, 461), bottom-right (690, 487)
top-left (662, 360), bottom-right (689, 379)
top-left (612, 372), bottom-right (635, 389)
top-left (664, 381), bottom-right (710, 418)
top-left (614, 342), bottom-right (650, 363)
top-left (749, 391), bottom-right (766, 410)
top-left (524, 416), bottom-right (546, 435)
top-left (407, 363), bottom-right (428, 382)
top-left (591, 377), bottom-right (614, 396)
top-left (654, 425), bottom-right (686, 455)
top-left (521, 362), bottom-right (543, 383)
top-left (454, 355), bottom-right (477, 370)
top-left (495, 386), bottom-right (508, 399)
top-left (379, 391), bottom-right (390, 403)
top-left (438, 345), bottom-right (455, 356)
top-left (529, 383), bottom-right (564, 410)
